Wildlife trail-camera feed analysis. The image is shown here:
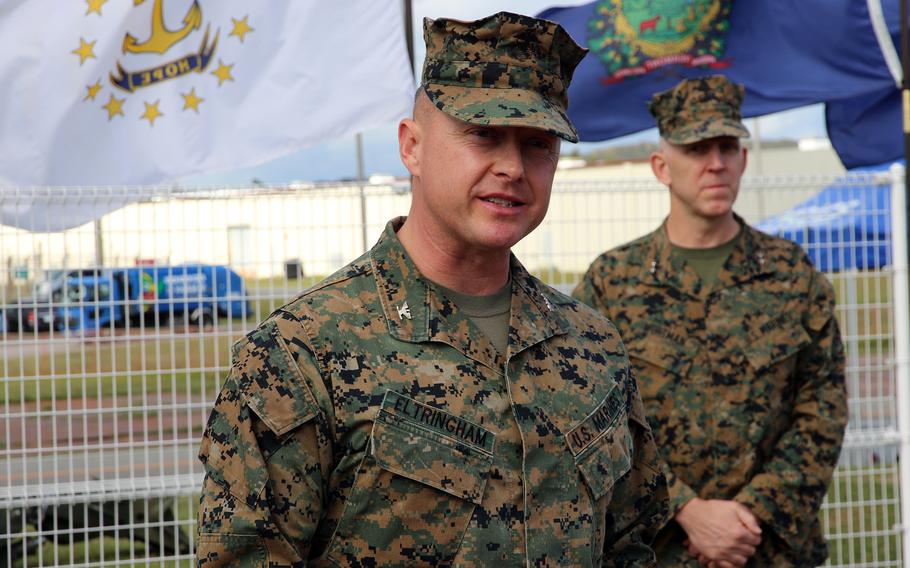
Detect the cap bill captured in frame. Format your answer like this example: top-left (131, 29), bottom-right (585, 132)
top-left (668, 116), bottom-right (751, 145)
top-left (424, 83), bottom-right (579, 143)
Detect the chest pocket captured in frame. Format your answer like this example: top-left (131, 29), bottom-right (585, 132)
top-left (626, 329), bottom-right (698, 374)
top-left (568, 385), bottom-right (633, 501)
top-left (744, 314), bottom-right (811, 372)
top-left (327, 391), bottom-right (494, 567)
top-left (624, 329), bottom-right (700, 402)
top-left (565, 385), bottom-right (634, 564)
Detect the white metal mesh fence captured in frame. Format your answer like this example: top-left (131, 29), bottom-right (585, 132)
top-left (0, 174), bottom-right (902, 567)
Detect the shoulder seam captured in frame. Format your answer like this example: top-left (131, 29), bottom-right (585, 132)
top-left (302, 262), bottom-right (371, 297)
top-left (277, 262), bottom-right (372, 314)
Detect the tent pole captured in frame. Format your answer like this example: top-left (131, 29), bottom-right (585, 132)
top-left (893, 163), bottom-right (910, 557)
top-left (899, 0), bottom-right (910, 554)
top-left (903, 0), bottom-right (909, 276)
top-left (902, 0), bottom-right (909, 249)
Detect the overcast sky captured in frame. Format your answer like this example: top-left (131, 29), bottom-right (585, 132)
top-left (182, 0), bottom-right (826, 187)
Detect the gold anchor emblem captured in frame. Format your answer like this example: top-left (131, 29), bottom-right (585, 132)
top-left (123, 0), bottom-right (203, 55)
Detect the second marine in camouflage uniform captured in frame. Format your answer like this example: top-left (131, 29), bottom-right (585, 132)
top-left (197, 12), bottom-right (668, 567)
top-left (574, 77), bottom-right (847, 566)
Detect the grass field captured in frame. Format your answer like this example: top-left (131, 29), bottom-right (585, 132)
top-left (2, 336), bottom-right (230, 403)
top-left (0, 275), bottom-right (314, 404)
top-left (829, 271), bottom-right (894, 357)
top-left (822, 464), bottom-right (901, 566)
top-left (824, 466), bottom-right (901, 566)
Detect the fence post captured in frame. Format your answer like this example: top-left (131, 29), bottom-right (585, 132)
top-left (356, 132), bottom-right (368, 253)
top-left (94, 219), bottom-right (104, 266)
top-left (892, 163), bottom-right (910, 558)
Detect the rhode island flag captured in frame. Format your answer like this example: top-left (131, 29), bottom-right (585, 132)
top-left (0, 0), bottom-right (414, 186)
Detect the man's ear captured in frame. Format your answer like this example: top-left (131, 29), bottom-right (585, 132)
top-left (398, 118), bottom-right (421, 177)
top-left (650, 150), bottom-right (671, 186)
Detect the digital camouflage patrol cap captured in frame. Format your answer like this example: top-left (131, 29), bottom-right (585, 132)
top-left (421, 12), bottom-right (587, 143)
top-left (648, 75), bottom-right (751, 144)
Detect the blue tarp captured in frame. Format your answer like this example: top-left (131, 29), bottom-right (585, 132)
top-left (755, 164), bottom-right (898, 272)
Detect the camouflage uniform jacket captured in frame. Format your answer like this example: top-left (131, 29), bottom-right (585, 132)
top-left (197, 218), bottom-right (668, 567)
top-left (573, 219), bottom-right (847, 567)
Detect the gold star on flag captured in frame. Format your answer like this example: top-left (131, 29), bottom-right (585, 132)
top-left (182, 88), bottom-right (205, 113)
top-left (84, 79), bottom-right (103, 101)
top-left (230, 16), bottom-right (254, 43)
top-left (85, 0), bottom-right (107, 16)
top-left (211, 60), bottom-right (235, 86)
top-left (102, 94), bottom-right (125, 120)
top-left (141, 100), bottom-right (163, 126)
top-left (72, 38), bottom-right (97, 65)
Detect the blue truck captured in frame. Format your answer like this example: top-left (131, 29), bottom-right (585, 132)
top-left (6, 265), bottom-right (252, 332)
top-left (3, 269), bottom-right (102, 333)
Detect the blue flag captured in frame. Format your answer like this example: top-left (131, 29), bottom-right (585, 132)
top-left (827, 89), bottom-right (902, 170)
top-left (538, 0), bottom-right (902, 169)
top-left (826, 1), bottom-right (903, 169)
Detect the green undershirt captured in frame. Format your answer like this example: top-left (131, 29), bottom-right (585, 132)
top-left (671, 226), bottom-right (742, 285)
top-left (438, 279), bottom-right (511, 356)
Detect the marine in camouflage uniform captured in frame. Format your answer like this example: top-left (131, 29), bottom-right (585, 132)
top-left (574, 76), bottom-right (847, 567)
top-left (197, 12), bottom-right (668, 567)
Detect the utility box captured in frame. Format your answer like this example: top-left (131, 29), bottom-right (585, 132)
top-left (285, 259), bottom-right (304, 280)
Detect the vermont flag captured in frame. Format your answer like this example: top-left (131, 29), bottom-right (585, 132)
top-left (0, 0), bottom-right (414, 186)
top-left (539, 0), bottom-right (903, 169)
